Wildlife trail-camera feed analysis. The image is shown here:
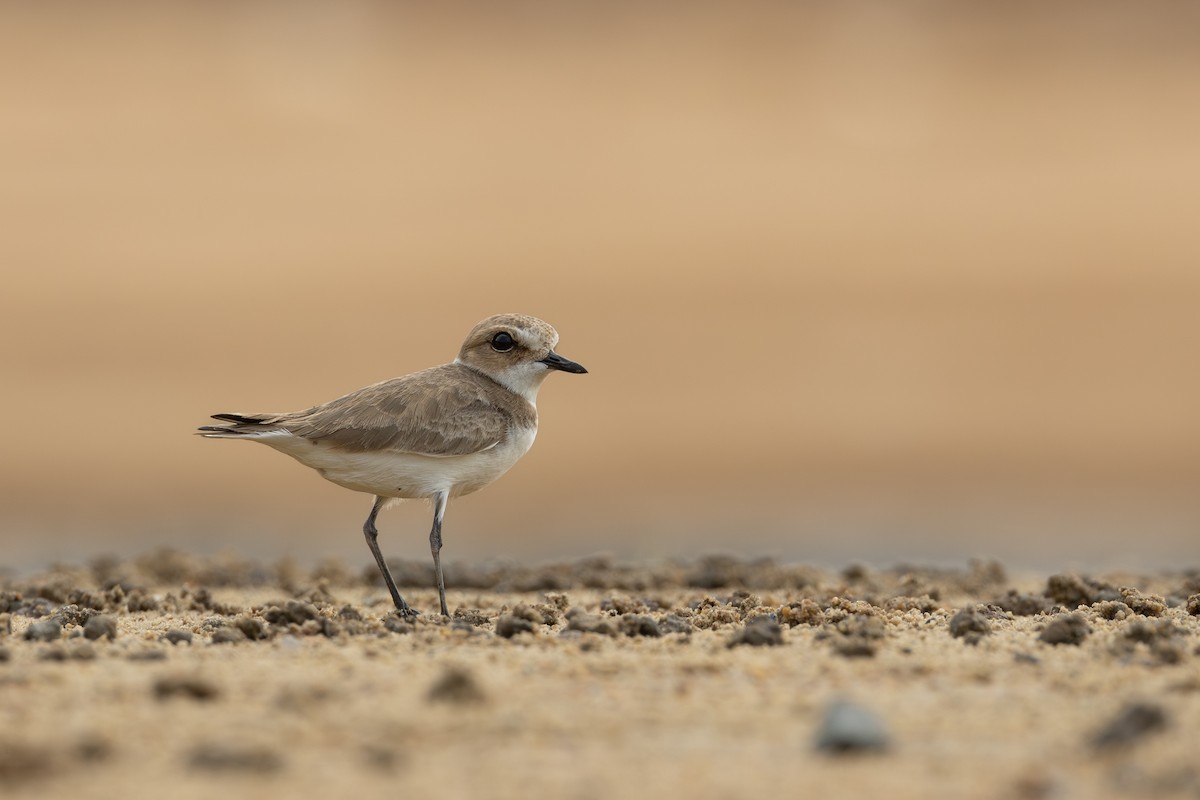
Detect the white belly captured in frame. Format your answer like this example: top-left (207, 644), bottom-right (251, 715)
top-left (255, 425), bottom-right (538, 499)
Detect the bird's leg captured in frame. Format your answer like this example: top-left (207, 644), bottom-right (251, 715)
top-left (429, 491), bottom-right (449, 617)
top-left (363, 496), bottom-right (417, 618)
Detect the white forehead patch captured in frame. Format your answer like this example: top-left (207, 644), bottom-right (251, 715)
top-left (513, 323), bottom-right (557, 351)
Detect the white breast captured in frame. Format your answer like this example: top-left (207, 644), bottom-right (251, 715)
top-left (252, 425), bottom-right (538, 500)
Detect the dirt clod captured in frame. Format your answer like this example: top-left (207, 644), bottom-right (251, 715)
top-left (234, 616), bottom-right (269, 641)
top-left (727, 616), bottom-right (783, 647)
top-left (154, 675), bottom-right (219, 701)
top-left (620, 615), bottom-right (662, 637)
top-left (427, 667), bottom-right (486, 705)
top-left (1091, 702), bottom-right (1168, 750)
top-left (162, 629), bottom-right (193, 645)
top-left (23, 619), bottom-right (62, 642)
top-left (495, 614), bottom-right (535, 638)
top-left (1045, 574), bottom-right (1117, 607)
top-left (1119, 588), bottom-right (1166, 617)
top-left (949, 607), bottom-right (991, 644)
top-left (1038, 613), bottom-right (1090, 646)
top-left (210, 627), bottom-right (248, 645)
top-left (565, 611), bottom-right (619, 637)
top-left (188, 743), bottom-right (283, 773)
top-left (82, 615), bottom-right (118, 641)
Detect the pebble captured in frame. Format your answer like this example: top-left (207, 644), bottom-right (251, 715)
top-left (162, 629), bottom-right (194, 646)
top-left (620, 615), bottom-right (662, 638)
top-left (1091, 702), bottom-right (1168, 750)
top-left (727, 616), bottom-right (783, 648)
top-left (210, 628), bottom-right (247, 645)
top-left (187, 743), bottom-right (283, 773)
top-left (427, 667), bottom-right (486, 705)
top-left (948, 608), bottom-right (991, 644)
top-left (154, 675), bottom-right (220, 701)
top-left (1038, 612), bottom-right (1090, 646)
top-left (495, 614), bottom-right (535, 638)
top-left (83, 615), bottom-right (118, 641)
top-left (814, 700), bottom-right (891, 754)
top-left (23, 619), bottom-right (62, 643)
top-left (234, 617), bottom-right (269, 641)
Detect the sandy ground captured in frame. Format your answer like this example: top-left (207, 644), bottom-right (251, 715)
top-left (1, 553), bottom-right (1198, 800)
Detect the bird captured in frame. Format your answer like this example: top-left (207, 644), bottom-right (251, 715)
top-left (197, 313), bottom-right (587, 618)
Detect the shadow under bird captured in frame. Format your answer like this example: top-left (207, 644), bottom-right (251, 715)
top-left (197, 313), bottom-right (587, 617)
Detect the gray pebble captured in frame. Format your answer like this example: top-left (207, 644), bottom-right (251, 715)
top-left (83, 615), bottom-right (118, 641)
top-left (948, 607), bottom-right (991, 644)
top-left (620, 615), bottom-right (661, 638)
top-left (728, 616), bottom-right (783, 648)
top-left (1091, 702), bottom-right (1168, 750)
top-left (23, 619), bottom-right (62, 643)
top-left (657, 614), bottom-right (692, 634)
top-left (495, 614), bottom-right (535, 638)
top-left (427, 667), bottom-right (486, 705)
top-left (162, 629), bottom-right (194, 645)
top-left (187, 743), bottom-right (282, 773)
top-left (210, 627), bottom-right (247, 645)
top-left (1039, 612), bottom-right (1090, 646)
top-left (815, 700), bottom-right (891, 754)
top-left (234, 617), bottom-right (269, 641)
top-left (154, 675), bottom-right (219, 701)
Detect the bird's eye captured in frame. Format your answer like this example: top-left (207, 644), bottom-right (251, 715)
top-left (490, 332), bottom-right (516, 352)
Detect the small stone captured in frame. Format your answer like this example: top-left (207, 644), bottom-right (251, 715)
top-left (949, 607), bottom-right (991, 644)
top-left (1038, 613), bottom-right (1089, 646)
top-left (495, 614), bottom-right (535, 638)
top-left (263, 601), bottom-right (319, 625)
top-left (1091, 702), bottom-right (1168, 750)
top-left (565, 611), bottom-right (619, 637)
top-left (992, 591), bottom-right (1052, 617)
top-left (234, 617), bottom-right (269, 641)
top-left (162, 629), bottom-right (194, 645)
top-left (0, 741), bottom-right (55, 780)
top-left (1185, 594), bottom-right (1199, 616)
top-left (383, 616), bottom-right (415, 635)
top-left (1045, 574), bottom-right (1117, 606)
top-left (657, 614), bottom-right (692, 634)
top-left (727, 616), bottom-right (783, 647)
top-left (1093, 601), bottom-right (1133, 621)
top-left (154, 675), bottom-right (219, 701)
top-left (82, 615), bottom-right (118, 641)
top-left (210, 627), bottom-right (247, 645)
top-left (815, 700), bottom-right (890, 753)
top-left (23, 619), bottom-right (62, 642)
top-left (427, 667), bottom-right (486, 705)
top-left (620, 615), bottom-right (661, 638)
top-left (188, 743), bottom-right (283, 773)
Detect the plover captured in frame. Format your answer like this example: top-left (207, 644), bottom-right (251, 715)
top-left (198, 313), bottom-right (587, 617)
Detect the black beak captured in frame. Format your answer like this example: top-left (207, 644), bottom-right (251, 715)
top-left (540, 351), bottom-right (588, 374)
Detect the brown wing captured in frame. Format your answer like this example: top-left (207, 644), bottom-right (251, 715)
top-left (280, 365), bottom-right (524, 456)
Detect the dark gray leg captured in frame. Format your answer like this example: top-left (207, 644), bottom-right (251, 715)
top-left (429, 492), bottom-right (449, 617)
top-left (363, 496), bottom-right (416, 618)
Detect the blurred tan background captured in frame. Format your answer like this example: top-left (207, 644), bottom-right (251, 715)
top-left (2, 1), bottom-right (1198, 572)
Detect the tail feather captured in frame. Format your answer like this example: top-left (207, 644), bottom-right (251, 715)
top-left (210, 412), bottom-right (274, 425)
top-left (197, 412), bottom-right (284, 438)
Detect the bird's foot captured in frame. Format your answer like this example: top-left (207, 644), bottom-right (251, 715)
top-left (392, 604), bottom-right (420, 620)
